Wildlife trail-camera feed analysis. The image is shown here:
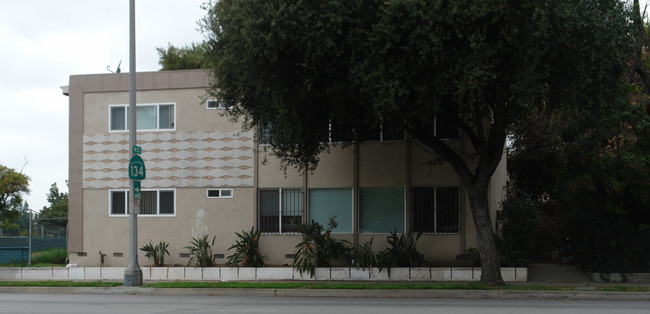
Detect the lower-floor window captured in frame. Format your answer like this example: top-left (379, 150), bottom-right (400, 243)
top-left (110, 189), bottom-right (175, 216)
top-left (359, 187), bottom-right (405, 233)
top-left (411, 186), bottom-right (459, 234)
top-left (308, 188), bottom-right (353, 233)
top-left (258, 188), bottom-right (302, 233)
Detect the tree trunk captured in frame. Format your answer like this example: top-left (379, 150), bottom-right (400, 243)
top-left (468, 180), bottom-right (504, 286)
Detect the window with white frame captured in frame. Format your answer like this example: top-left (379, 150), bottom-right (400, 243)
top-left (411, 186), bottom-right (459, 234)
top-left (206, 100), bottom-right (228, 109)
top-left (207, 188), bottom-right (233, 198)
top-left (110, 189), bottom-right (175, 216)
top-left (258, 188), bottom-right (302, 233)
top-left (109, 103), bottom-right (175, 131)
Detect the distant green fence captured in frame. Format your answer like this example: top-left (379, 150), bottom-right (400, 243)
top-left (0, 237), bottom-right (66, 264)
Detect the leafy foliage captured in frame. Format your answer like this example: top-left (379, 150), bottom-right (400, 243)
top-left (31, 248), bottom-right (67, 265)
top-left (465, 247), bottom-right (481, 267)
top-left (203, 0), bottom-right (634, 284)
top-left (497, 196), bottom-right (539, 267)
top-left (293, 216), bottom-right (349, 278)
top-left (377, 230), bottom-right (429, 273)
top-left (156, 42), bottom-right (210, 71)
top-left (36, 182), bottom-right (68, 236)
top-left (184, 235), bottom-right (216, 267)
top-left (0, 165), bottom-right (29, 223)
top-left (349, 238), bottom-right (378, 270)
top-left (226, 227), bottom-right (267, 267)
top-left (140, 240), bottom-right (170, 267)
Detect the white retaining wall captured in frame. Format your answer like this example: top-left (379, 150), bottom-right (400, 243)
top-left (0, 267), bottom-right (527, 282)
top-left (590, 273), bottom-right (650, 283)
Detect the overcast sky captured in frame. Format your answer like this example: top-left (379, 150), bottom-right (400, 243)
top-left (0, 0), bottom-right (205, 212)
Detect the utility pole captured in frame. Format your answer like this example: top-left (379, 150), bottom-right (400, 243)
top-left (124, 0), bottom-right (143, 286)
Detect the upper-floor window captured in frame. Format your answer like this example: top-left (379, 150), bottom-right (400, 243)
top-left (206, 100), bottom-right (228, 110)
top-left (109, 103), bottom-right (175, 131)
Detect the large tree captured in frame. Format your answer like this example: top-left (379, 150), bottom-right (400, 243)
top-left (0, 164), bottom-right (30, 223)
top-left (202, 0), bottom-right (633, 284)
top-left (37, 182), bottom-right (68, 237)
top-left (157, 42), bottom-right (211, 71)
top-left (508, 0), bottom-right (650, 272)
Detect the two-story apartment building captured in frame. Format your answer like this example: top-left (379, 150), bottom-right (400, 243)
top-left (64, 69), bottom-right (508, 267)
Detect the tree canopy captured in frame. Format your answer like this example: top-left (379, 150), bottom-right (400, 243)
top-left (0, 164), bottom-right (29, 222)
top-left (202, 0), bottom-right (634, 284)
top-left (37, 182), bottom-right (68, 236)
top-left (508, 0), bottom-right (650, 272)
top-left (156, 42), bottom-right (211, 71)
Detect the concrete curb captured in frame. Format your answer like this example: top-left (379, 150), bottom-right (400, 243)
top-left (0, 286), bottom-right (648, 301)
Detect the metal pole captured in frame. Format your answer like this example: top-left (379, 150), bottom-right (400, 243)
top-left (124, 0), bottom-right (142, 286)
top-left (28, 210), bottom-right (32, 265)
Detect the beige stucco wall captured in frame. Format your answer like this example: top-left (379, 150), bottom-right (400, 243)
top-left (69, 187), bottom-right (255, 267)
top-left (68, 69), bottom-right (508, 267)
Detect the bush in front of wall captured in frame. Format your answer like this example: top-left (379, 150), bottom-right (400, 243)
top-left (140, 240), bottom-right (170, 267)
top-left (184, 235), bottom-right (216, 267)
top-left (378, 230), bottom-right (430, 275)
top-left (293, 216), bottom-right (349, 278)
top-left (226, 227), bottom-right (267, 267)
top-left (349, 238), bottom-right (378, 270)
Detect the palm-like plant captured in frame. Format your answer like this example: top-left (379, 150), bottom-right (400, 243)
top-left (293, 216), bottom-right (349, 278)
top-left (184, 235), bottom-right (216, 267)
top-left (378, 230), bottom-right (430, 276)
top-left (140, 240), bottom-right (170, 267)
top-left (226, 227), bottom-right (267, 267)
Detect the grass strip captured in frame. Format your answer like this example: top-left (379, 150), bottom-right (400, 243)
top-left (597, 286), bottom-right (650, 292)
top-left (0, 281), bottom-right (122, 287)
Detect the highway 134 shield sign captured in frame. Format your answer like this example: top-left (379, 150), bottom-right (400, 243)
top-left (128, 154), bottom-right (146, 180)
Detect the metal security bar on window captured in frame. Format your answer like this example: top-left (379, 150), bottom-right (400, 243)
top-left (435, 186), bottom-right (459, 233)
top-left (258, 188), bottom-right (302, 234)
top-left (411, 186), bottom-right (459, 234)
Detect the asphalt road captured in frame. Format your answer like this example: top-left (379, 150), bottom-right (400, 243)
top-left (0, 293), bottom-right (647, 314)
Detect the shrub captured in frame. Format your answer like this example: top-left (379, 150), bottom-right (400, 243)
top-left (31, 248), bottom-right (67, 265)
top-left (226, 227), bottom-right (267, 267)
top-left (498, 196), bottom-right (539, 266)
top-left (349, 238), bottom-right (378, 270)
top-left (184, 235), bottom-right (216, 267)
top-left (293, 216), bottom-right (349, 278)
top-left (465, 247), bottom-right (481, 267)
top-left (140, 240), bottom-right (170, 267)
top-left (377, 230), bottom-right (429, 275)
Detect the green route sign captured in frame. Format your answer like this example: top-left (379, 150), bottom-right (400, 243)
top-left (132, 145), bottom-right (142, 154)
top-left (128, 154), bottom-right (146, 180)
top-left (134, 181), bottom-right (142, 199)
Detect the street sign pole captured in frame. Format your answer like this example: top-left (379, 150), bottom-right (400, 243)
top-left (124, 0), bottom-right (142, 286)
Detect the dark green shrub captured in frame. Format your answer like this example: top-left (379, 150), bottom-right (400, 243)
top-left (293, 216), bottom-right (349, 278)
top-left (226, 227), bottom-right (267, 267)
top-left (140, 240), bottom-right (170, 267)
top-left (184, 235), bottom-right (216, 267)
top-left (498, 196), bottom-right (539, 266)
top-left (377, 230), bottom-right (429, 275)
top-left (31, 248), bottom-right (67, 265)
top-left (464, 247), bottom-right (481, 267)
top-left (349, 238), bottom-right (378, 269)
